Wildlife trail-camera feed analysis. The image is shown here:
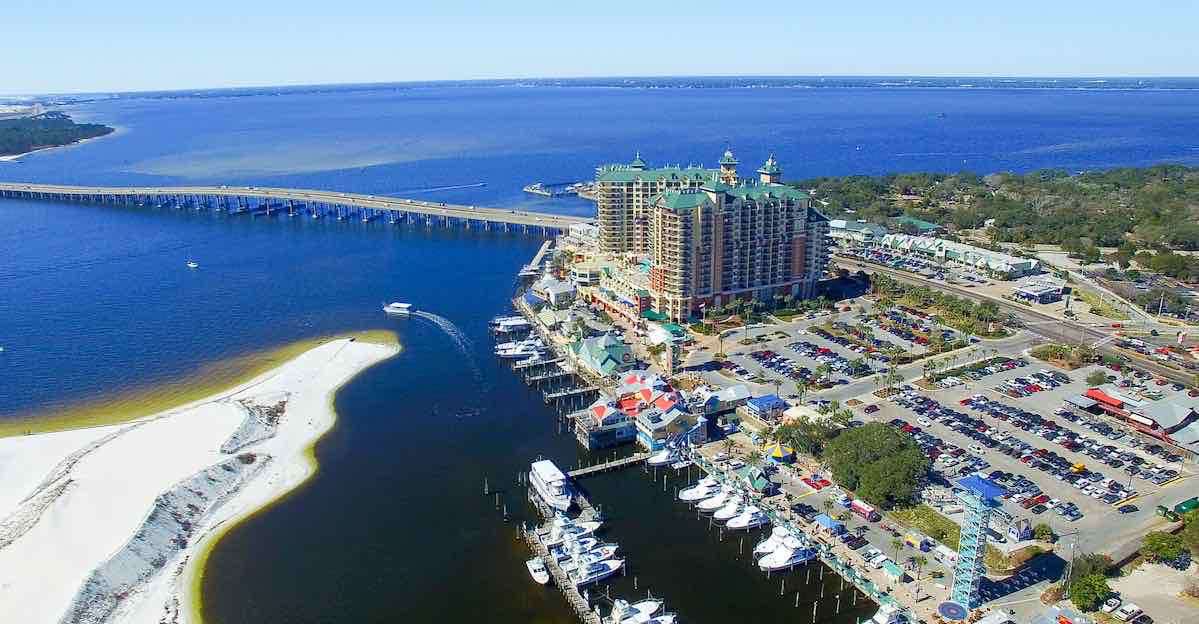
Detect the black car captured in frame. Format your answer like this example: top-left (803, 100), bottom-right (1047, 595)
top-left (1118, 504), bottom-right (1139, 514)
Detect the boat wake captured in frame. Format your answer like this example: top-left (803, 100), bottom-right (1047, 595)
top-left (382, 182), bottom-right (486, 195)
top-left (410, 311), bottom-right (486, 389)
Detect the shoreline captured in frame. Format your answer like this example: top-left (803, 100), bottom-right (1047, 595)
top-left (0, 331), bottom-right (400, 624)
top-left (0, 125), bottom-right (123, 163)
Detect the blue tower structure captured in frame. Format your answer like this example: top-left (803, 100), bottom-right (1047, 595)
top-left (950, 475), bottom-right (1005, 609)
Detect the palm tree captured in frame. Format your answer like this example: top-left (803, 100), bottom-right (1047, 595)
top-left (890, 537), bottom-right (904, 560)
top-left (795, 380), bottom-right (809, 404)
top-left (821, 498), bottom-right (834, 514)
top-left (721, 437), bottom-right (735, 457)
top-left (914, 555), bottom-right (928, 581)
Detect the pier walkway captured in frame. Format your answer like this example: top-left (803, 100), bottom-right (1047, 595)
top-left (522, 525), bottom-right (603, 624)
top-left (0, 182), bottom-right (592, 237)
top-left (567, 453), bottom-right (650, 478)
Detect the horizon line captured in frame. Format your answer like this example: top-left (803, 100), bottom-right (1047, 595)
top-left (7, 73), bottom-right (1199, 98)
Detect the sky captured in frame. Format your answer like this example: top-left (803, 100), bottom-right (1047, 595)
top-left (7, 0), bottom-right (1199, 94)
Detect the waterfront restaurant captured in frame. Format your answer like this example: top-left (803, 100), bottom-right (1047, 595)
top-left (569, 333), bottom-right (636, 379)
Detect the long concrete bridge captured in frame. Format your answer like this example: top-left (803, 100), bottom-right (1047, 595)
top-left (0, 182), bottom-right (593, 237)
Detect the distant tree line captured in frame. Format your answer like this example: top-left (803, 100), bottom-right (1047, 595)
top-left (791, 165), bottom-right (1199, 252)
top-left (0, 112), bottom-right (113, 156)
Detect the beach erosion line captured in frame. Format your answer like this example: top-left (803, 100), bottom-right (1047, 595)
top-left (0, 331), bottom-right (400, 624)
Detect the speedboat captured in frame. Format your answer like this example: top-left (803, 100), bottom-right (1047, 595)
top-left (525, 557), bottom-right (550, 585)
top-left (559, 544), bottom-right (620, 573)
top-left (753, 526), bottom-right (792, 559)
top-left (713, 498), bottom-right (743, 522)
top-left (186, 260), bottom-right (199, 269)
top-left (696, 487), bottom-right (733, 512)
top-left (569, 559), bottom-right (624, 586)
top-left (383, 302), bottom-right (413, 316)
top-left (530, 460), bottom-right (573, 512)
top-left (610, 598), bottom-right (663, 624)
top-left (726, 505), bottom-right (769, 530)
top-left (758, 535), bottom-right (817, 571)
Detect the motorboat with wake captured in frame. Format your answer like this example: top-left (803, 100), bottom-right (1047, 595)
top-left (569, 559), bottom-right (624, 587)
top-left (525, 556), bottom-right (550, 585)
top-left (383, 302), bottom-right (413, 316)
top-left (726, 505), bottom-right (770, 530)
top-left (758, 535), bottom-right (817, 571)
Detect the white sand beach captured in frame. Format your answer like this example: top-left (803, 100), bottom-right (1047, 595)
top-left (0, 336), bottom-right (398, 624)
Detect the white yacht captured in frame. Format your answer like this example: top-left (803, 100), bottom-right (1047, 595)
top-left (610, 598), bottom-right (663, 624)
top-left (530, 460), bottom-right (573, 512)
top-left (646, 448), bottom-right (677, 467)
top-left (548, 537), bottom-right (598, 561)
top-left (569, 559), bottom-right (624, 587)
top-left (696, 487), bottom-right (733, 512)
top-left (525, 557), bottom-right (550, 585)
top-left (713, 498), bottom-right (743, 522)
top-left (539, 516), bottom-right (603, 548)
top-left (678, 480), bottom-right (719, 502)
top-left (383, 302), bottom-right (413, 316)
top-left (493, 317), bottom-right (532, 334)
top-left (753, 526), bottom-right (792, 559)
top-left (497, 339), bottom-right (546, 359)
top-left (864, 604), bottom-right (904, 624)
top-left (758, 535), bottom-right (817, 571)
top-left (726, 505), bottom-right (769, 530)
top-left (559, 545), bottom-right (620, 573)
top-left (186, 260), bottom-right (199, 269)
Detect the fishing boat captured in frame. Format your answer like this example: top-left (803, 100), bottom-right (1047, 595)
top-left (539, 515), bottom-right (603, 548)
top-left (758, 535), bottom-right (816, 571)
top-left (569, 559), bottom-right (624, 587)
top-left (726, 505), bottom-right (770, 530)
top-left (525, 557), bottom-right (550, 585)
top-left (530, 460), bottom-right (573, 512)
top-left (646, 448), bottom-right (677, 467)
top-left (609, 598), bottom-right (664, 624)
top-left (559, 544), bottom-right (621, 573)
top-left (696, 487), bottom-right (733, 512)
top-left (713, 497), bottom-right (743, 522)
top-left (383, 302), bottom-right (413, 316)
top-left (677, 478), bottom-right (719, 502)
top-left (753, 526), bottom-right (793, 559)
top-left (864, 604), bottom-right (904, 624)
top-left (548, 537), bottom-right (599, 561)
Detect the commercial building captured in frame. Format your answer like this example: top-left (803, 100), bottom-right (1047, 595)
top-left (829, 219), bottom-right (888, 247)
top-left (569, 333), bottom-right (635, 378)
top-left (1013, 280), bottom-right (1063, 304)
top-left (594, 151), bottom-right (830, 322)
top-left (876, 233), bottom-right (1040, 278)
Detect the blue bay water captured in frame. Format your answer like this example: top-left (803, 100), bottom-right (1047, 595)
top-left (2, 83), bottom-right (1198, 623)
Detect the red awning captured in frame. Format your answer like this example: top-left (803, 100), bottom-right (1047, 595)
top-left (1085, 388), bottom-right (1123, 408)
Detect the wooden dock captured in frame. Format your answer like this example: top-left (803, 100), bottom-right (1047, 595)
top-left (527, 367), bottom-right (574, 383)
top-left (545, 386), bottom-right (598, 402)
top-left (514, 357), bottom-right (562, 371)
top-left (567, 453), bottom-right (650, 478)
top-left (522, 526), bottom-right (603, 624)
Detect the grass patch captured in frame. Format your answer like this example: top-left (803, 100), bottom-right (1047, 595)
top-left (1076, 289), bottom-right (1129, 321)
top-left (892, 505), bottom-right (960, 550)
top-left (0, 330), bottom-right (398, 439)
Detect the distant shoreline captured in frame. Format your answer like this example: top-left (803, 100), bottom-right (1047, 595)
top-left (0, 125), bottom-right (122, 163)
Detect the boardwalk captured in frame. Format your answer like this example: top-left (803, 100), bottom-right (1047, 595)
top-left (0, 182), bottom-right (592, 235)
top-left (522, 525), bottom-right (603, 624)
top-left (567, 453), bottom-right (650, 478)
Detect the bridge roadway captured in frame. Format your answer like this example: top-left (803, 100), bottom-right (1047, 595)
top-left (0, 182), bottom-right (592, 233)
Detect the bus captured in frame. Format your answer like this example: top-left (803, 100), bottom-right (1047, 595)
top-left (850, 500), bottom-right (881, 522)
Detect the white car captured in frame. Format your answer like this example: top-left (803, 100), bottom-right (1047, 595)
top-left (1100, 597), bottom-right (1121, 613)
top-left (1113, 603), bottom-right (1142, 622)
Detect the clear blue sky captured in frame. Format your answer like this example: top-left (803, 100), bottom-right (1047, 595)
top-left (7, 0), bottom-right (1198, 94)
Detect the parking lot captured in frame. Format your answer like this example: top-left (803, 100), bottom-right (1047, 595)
top-left (857, 361), bottom-right (1194, 555)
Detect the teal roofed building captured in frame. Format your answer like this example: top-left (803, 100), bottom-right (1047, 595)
top-left (891, 215), bottom-right (943, 234)
top-left (569, 333), bottom-right (636, 378)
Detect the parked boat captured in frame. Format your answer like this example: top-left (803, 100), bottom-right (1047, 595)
top-left (548, 537), bottom-right (599, 561)
top-left (646, 448), bottom-right (677, 467)
top-left (696, 488), bottom-right (733, 512)
top-left (525, 557), bottom-right (550, 585)
top-left (609, 598), bottom-right (663, 624)
top-left (539, 516), bottom-right (603, 548)
top-left (493, 317), bottom-right (532, 334)
top-left (383, 302), bottom-right (413, 316)
top-left (864, 604), bottom-right (903, 624)
top-left (569, 559), bottom-right (624, 586)
top-left (530, 460), bottom-right (573, 512)
top-left (678, 481), bottom-right (718, 502)
top-left (497, 339), bottom-right (546, 359)
top-left (726, 505), bottom-right (770, 530)
top-left (559, 544), bottom-right (621, 573)
top-left (753, 526), bottom-right (793, 559)
top-left (758, 535), bottom-right (817, 571)
top-left (713, 498), bottom-right (743, 522)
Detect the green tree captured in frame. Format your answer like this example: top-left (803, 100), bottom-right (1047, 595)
top-left (1068, 574), bottom-right (1111, 612)
top-left (1085, 370), bottom-right (1108, 386)
top-left (1180, 511), bottom-right (1199, 555)
top-left (913, 554), bottom-right (928, 580)
top-left (1141, 531), bottom-right (1186, 562)
top-left (1033, 523), bottom-right (1055, 542)
top-left (822, 423), bottom-right (929, 509)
